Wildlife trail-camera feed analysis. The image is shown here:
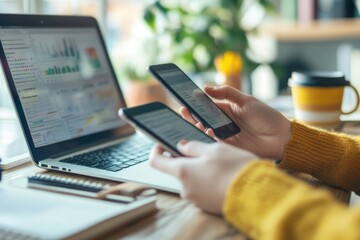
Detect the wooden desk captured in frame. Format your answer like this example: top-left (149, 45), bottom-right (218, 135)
top-left (3, 119), bottom-right (357, 239)
top-left (2, 158), bottom-right (351, 240)
top-left (2, 162), bottom-right (245, 240)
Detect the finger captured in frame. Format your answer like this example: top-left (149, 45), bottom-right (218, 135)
top-left (149, 145), bottom-right (183, 176)
top-left (205, 128), bottom-right (216, 139)
top-left (149, 144), bottom-right (166, 160)
top-left (179, 107), bottom-right (197, 125)
top-left (204, 129), bottom-right (222, 142)
top-left (204, 85), bottom-right (250, 104)
top-left (195, 122), bottom-right (206, 131)
top-left (177, 141), bottom-right (211, 157)
top-left (149, 144), bottom-right (177, 158)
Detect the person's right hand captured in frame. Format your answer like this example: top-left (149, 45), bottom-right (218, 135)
top-left (180, 85), bottom-right (291, 160)
top-left (150, 141), bottom-right (257, 214)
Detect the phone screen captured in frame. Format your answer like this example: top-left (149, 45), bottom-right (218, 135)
top-left (133, 108), bottom-right (214, 152)
top-left (156, 69), bottom-right (233, 128)
top-left (121, 102), bottom-right (215, 156)
top-left (148, 64), bottom-right (240, 139)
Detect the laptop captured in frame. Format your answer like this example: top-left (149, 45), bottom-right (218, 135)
top-left (0, 14), bottom-right (180, 193)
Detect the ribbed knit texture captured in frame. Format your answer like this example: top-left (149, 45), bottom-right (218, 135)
top-left (223, 161), bottom-right (360, 240)
top-left (280, 121), bottom-right (360, 194)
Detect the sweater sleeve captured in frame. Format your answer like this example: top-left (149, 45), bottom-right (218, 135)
top-left (280, 121), bottom-right (360, 194)
top-left (223, 161), bottom-right (360, 240)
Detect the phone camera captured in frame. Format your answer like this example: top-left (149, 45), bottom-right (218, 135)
top-left (40, 20), bottom-right (44, 24)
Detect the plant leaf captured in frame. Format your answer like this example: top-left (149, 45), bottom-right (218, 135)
top-left (144, 9), bottom-right (156, 31)
top-left (154, 1), bottom-right (168, 14)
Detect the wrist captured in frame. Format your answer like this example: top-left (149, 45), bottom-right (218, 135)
top-left (278, 119), bottom-right (292, 161)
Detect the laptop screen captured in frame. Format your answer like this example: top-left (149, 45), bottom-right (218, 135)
top-left (0, 15), bottom-right (134, 161)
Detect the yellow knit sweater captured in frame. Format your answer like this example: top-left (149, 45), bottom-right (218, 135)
top-left (223, 121), bottom-right (360, 240)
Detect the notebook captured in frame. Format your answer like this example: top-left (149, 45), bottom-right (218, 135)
top-left (0, 14), bottom-right (180, 193)
top-left (0, 185), bottom-right (156, 240)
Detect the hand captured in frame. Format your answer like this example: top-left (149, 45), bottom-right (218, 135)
top-left (180, 85), bottom-right (291, 160)
top-left (149, 141), bottom-right (257, 214)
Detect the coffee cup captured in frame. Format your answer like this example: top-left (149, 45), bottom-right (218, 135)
top-left (288, 71), bottom-right (360, 129)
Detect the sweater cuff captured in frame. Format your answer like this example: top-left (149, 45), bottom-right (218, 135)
top-left (280, 121), bottom-right (346, 176)
top-left (279, 121), bottom-right (360, 193)
top-left (223, 161), bottom-right (302, 238)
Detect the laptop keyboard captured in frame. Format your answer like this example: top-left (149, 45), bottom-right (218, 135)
top-left (60, 137), bottom-right (154, 172)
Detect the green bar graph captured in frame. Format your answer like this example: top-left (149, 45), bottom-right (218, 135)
top-left (45, 64), bottom-right (80, 76)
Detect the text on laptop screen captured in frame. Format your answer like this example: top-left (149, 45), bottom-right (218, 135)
top-left (0, 27), bottom-right (126, 148)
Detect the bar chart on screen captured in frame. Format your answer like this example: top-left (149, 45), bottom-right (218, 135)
top-left (0, 27), bottom-right (123, 148)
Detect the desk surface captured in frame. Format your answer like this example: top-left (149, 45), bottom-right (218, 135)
top-left (3, 119), bottom-right (359, 239)
top-left (2, 162), bottom-right (246, 240)
top-left (3, 159), bottom-right (352, 239)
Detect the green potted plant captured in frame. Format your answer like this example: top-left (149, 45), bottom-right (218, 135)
top-left (143, 0), bottom-right (274, 75)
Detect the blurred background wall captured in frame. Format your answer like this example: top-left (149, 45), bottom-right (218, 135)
top-left (1, 0), bottom-right (360, 106)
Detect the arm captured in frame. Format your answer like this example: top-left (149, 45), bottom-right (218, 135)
top-left (150, 141), bottom-right (360, 240)
top-left (224, 161), bottom-right (360, 240)
top-left (181, 86), bottom-right (360, 193)
top-left (151, 86), bottom-right (360, 239)
top-left (280, 121), bottom-right (360, 194)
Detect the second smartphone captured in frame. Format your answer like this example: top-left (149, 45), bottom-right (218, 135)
top-left (119, 102), bottom-right (215, 157)
top-left (148, 63), bottom-right (240, 139)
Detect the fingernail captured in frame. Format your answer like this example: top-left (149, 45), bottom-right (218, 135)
top-left (177, 140), bottom-right (188, 147)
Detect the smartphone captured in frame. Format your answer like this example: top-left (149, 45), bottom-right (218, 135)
top-left (147, 63), bottom-right (240, 139)
top-left (119, 102), bottom-right (215, 157)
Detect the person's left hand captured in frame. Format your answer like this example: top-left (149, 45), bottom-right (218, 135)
top-left (149, 141), bottom-right (257, 214)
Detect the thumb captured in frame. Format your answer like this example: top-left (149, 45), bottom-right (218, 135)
top-left (177, 140), bottom-right (210, 157)
top-left (204, 85), bottom-right (250, 104)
